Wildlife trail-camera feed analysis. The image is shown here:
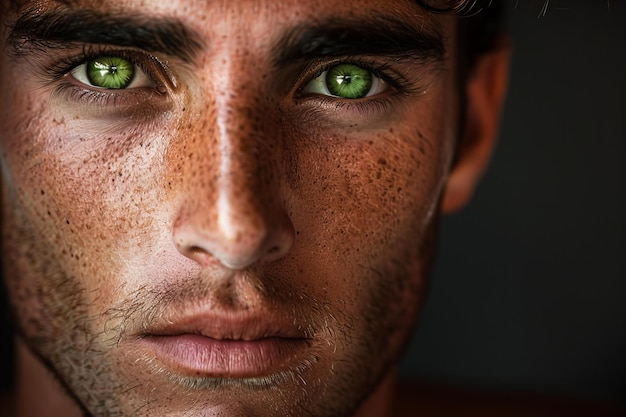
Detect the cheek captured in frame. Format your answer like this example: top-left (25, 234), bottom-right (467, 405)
top-left (274, 84), bottom-right (458, 347)
top-left (265, 131), bottom-right (443, 371)
top-left (281, 123), bottom-right (452, 311)
top-left (0, 86), bottom-right (178, 314)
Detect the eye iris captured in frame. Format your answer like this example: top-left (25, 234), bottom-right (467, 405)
top-left (86, 57), bottom-right (135, 89)
top-left (326, 64), bottom-right (372, 99)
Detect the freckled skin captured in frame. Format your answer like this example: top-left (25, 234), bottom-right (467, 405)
top-left (0, 0), bottom-right (477, 416)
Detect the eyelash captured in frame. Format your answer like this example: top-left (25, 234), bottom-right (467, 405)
top-left (301, 59), bottom-right (409, 94)
top-left (47, 45), bottom-right (170, 107)
top-left (295, 58), bottom-right (422, 114)
top-left (46, 47), bottom-right (420, 115)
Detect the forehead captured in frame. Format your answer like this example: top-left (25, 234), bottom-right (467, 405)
top-left (15, 0), bottom-right (436, 14)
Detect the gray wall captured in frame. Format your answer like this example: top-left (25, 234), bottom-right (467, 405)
top-left (400, 0), bottom-right (626, 408)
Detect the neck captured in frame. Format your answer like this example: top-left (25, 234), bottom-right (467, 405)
top-left (14, 338), bottom-right (82, 417)
top-left (353, 369), bottom-right (397, 417)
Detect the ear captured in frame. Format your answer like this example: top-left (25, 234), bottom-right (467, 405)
top-left (441, 41), bottom-right (511, 214)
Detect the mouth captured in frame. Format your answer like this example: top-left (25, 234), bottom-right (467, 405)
top-left (137, 313), bottom-right (315, 379)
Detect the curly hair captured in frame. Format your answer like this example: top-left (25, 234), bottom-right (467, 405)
top-left (415, 0), bottom-right (506, 70)
top-left (416, 0), bottom-right (498, 16)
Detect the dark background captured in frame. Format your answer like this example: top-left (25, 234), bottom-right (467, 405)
top-left (2, 0), bottom-right (625, 411)
top-left (400, 0), bottom-right (626, 410)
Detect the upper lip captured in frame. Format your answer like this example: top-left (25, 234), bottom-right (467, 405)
top-left (139, 310), bottom-right (312, 342)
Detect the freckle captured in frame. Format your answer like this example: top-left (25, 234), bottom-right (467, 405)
top-left (65, 220), bottom-right (70, 224)
top-left (377, 158), bottom-right (386, 165)
top-left (40, 190), bottom-right (45, 195)
top-left (389, 128), bottom-right (394, 133)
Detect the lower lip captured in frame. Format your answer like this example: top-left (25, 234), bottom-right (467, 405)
top-left (142, 334), bottom-right (310, 378)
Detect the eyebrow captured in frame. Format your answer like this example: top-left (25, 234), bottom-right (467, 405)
top-left (275, 15), bottom-right (445, 66)
top-left (6, 6), bottom-right (444, 67)
top-left (7, 7), bottom-right (203, 62)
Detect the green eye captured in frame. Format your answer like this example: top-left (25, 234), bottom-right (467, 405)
top-left (302, 63), bottom-right (387, 99)
top-left (71, 55), bottom-right (155, 91)
top-left (325, 64), bottom-right (372, 99)
top-left (86, 56), bottom-right (135, 89)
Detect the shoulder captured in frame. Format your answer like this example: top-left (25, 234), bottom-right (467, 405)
top-left (394, 380), bottom-right (626, 417)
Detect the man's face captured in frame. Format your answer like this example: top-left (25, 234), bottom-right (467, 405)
top-left (0, 0), bottom-right (464, 415)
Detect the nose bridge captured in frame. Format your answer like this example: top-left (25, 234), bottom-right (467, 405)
top-left (172, 52), bottom-right (293, 269)
top-left (215, 85), bottom-right (268, 244)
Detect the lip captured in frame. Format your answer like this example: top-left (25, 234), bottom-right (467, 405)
top-left (142, 334), bottom-right (311, 378)
top-left (137, 312), bottom-right (314, 378)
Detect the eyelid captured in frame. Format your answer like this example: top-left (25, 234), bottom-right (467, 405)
top-left (287, 57), bottom-right (434, 124)
top-left (295, 58), bottom-right (412, 100)
top-left (47, 46), bottom-right (174, 93)
top-left (38, 46), bottom-right (177, 115)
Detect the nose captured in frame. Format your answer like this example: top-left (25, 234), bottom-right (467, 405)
top-left (172, 94), bottom-right (294, 270)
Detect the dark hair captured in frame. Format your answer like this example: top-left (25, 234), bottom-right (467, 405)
top-left (418, 0), bottom-right (507, 67)
top-left (416, 0), bottom-right (498, 15)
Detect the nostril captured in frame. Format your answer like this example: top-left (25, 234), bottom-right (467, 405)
top-left (172, 205), bottom-right (295, 269)
top-left (189, 245), bottom-right (208, 255)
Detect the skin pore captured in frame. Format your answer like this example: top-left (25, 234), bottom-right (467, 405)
top-left (0, 0), bottom-right (509, 416)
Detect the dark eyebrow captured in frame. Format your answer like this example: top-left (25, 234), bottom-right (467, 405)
top-left (275, 15), bottom-right (445, 66)
top-left (7, 7), bottom-right (203, 62)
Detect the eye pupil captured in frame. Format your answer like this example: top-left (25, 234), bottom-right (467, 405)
top-left (87, 57), bottom-right (135, 89)
top-left (336, 74), bottom-right (351, 85)
top-left (326, 64), bottom-right (372, 99)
